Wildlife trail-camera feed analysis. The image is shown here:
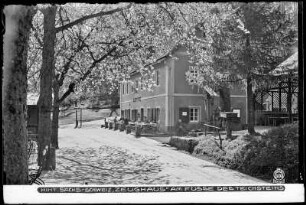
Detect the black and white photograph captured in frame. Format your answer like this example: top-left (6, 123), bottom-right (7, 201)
top-left (2, 2), bottom-right (304, 203)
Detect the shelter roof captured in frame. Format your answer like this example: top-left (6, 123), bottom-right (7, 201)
top-left (269, 52), bottom-right (298, 76)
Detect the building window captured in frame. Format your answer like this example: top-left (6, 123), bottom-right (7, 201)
top-left (131, 82), bottom-right (135, 93)
top-left (152, 108), bottom-right (156, 122)
top-left (122, 83), bottom-right (125, 95)
top-left (147, 108), bottom-right (160, 123)
top-left (147, 108), bottom-right (151, 121)
top-left (126, 82), bottom-right (129, 94)
top-left (121, 110), bottom-right (124, 118)
top-left (189, 70), bottom-right (199, 84)
top-left (189, 107), bottom-right (200, 122)
top-left (132, 109), bottom-right (138, 121)
top-left (140, 108), bottom-right (144, 121)
top-left (126, 109), bottom-right (130, 120)
top-left (155, 70), bottom-right (160, 86)
top-left (156, 108), bottom-right (160, 122)
top-left (135, 80), bottom-right (139, 92)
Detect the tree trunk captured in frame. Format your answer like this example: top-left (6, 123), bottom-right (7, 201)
top-left (37, 6), bottom-right (57, 170)
top-left (219, 85), bottom-right (231, 137)
top-left (3, 5), bottom-right (35, 184)
top-left (246, 76), bottom-right (256, 135)
top-left (219, 86), bottom-right (231, 112)
top-left (52, 80), bottom-right (60, 149)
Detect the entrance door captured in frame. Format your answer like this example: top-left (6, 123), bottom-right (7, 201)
top-left (179, 107), bottom-right (189, 123)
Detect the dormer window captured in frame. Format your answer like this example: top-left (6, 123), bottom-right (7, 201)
top-left (135, 80), bottom-right (139, 93)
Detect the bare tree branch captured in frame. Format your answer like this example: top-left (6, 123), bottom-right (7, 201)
top-left (55, 3), bottom-right (132, 33)
top-left (28, 69), bottom-right (40, 80)
top-left (176, 6), bottom-right (190, 28)
top-left (58, 41), bottom-right (123, 103)
top-left (157, 3), bottom-right (174, 21)
top-left (57, 30), bottom-right (93, 86)
top-left (31, 25), bottom-right (43, 48)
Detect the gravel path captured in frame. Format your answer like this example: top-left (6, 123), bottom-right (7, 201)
top-left (41, 120), bottom-right (266, 185)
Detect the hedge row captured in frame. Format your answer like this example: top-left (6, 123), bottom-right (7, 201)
top-left (169, 136), bottom-right (200, 153)
top-left (193, 122), bottom-right (299, 183)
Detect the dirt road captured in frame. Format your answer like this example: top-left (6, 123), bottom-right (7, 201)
top-left (41, 120), bottom-right (266, 185)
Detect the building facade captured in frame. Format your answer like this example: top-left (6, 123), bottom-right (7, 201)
top-left (120, 46), bottom-right (247, 132)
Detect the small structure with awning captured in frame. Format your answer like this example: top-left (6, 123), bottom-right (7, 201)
top-left (254, 52), bottom-right (298, 126)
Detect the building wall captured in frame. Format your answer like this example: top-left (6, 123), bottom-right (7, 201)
top-left (173, 50), bottom-right (205, 95)
top-left (172, 95), bottom-right (207, 129)
top-left (120, 59), bottom-right (170, 131)
top-left (120, 95), bottom-right (167, 131)
top-left (120, 46), bottom-right (248, 132)
top-left (120, 62), bottom-right (167, 103)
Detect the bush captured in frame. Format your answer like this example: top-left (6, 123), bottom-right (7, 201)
top-left (240, 122), bottom-right (299, 182)
top-left (193, 122), bottom-right (299, 183)
top-left (193, 136), bottom-right (228, 163)
top-left (169, 136), bottom-right (200, 153)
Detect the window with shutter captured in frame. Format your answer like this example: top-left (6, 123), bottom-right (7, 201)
top-left (151, 108), bottom-right (155, 122)
top-left (153, 108), bottom-right (157, 122)
top-left (141, 108), bottom-right (144, 121)
top-left (132, 109), bottom-right (138, 121)
top-left (156, 108), bottom-right (160, 122)
top-left (127, 109), bottom-right (130, 120)
top-left (147, 108), bottom-right (151, 121)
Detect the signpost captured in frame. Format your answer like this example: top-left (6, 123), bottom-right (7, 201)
top-left (219, 112), bottom-right (238, 138)
top-left (74, 102), bottom-right (85, 128)
top-left (80, 103), bottom-right (84, 128)
top-left (74, 105), bottom-right (78, 129)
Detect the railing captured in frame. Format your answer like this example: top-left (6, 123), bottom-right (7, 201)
top-left (183, 122), bottom-right (223, 149)
top-left (202, 123), bottom-right (224, 149)
top-left (255, 110), bottom-right (298, 126)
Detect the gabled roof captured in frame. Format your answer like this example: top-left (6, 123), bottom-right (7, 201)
top-left (129, 53), bottom-right (170, 76)
top-left (128, 38), bottom-right (191, 77)
top-left (269, 52), bottom-right (298, 76)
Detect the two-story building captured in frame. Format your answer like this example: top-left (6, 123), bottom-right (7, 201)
top-left (120, 45), bottom-right (247, 133)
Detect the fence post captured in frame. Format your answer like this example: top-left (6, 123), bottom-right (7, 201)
top-left (74, 108), bottom-right (78, 129)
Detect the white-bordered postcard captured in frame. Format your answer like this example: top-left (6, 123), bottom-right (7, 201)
top-left (2, 2), bottom-right (304, 203)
